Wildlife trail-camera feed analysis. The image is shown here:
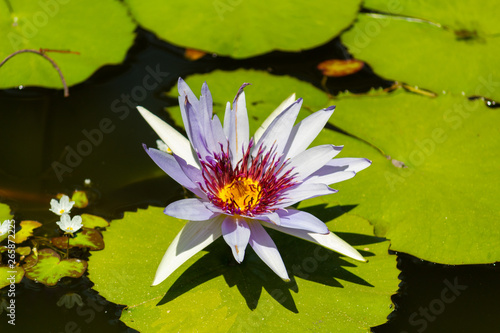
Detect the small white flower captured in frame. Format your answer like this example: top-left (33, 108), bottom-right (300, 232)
top-left (56, 292), bottom-right (84, 309)
top-left (56, 214), bottom-right (83, 234)
top-left (0, 220), bottom-right (13, 236)
top-left (50, 195), bottom-right (75, 216)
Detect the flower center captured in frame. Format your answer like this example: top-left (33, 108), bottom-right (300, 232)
top-left (217, 177), bottom-right (261, 211)
top-left (59, 209), bottom-right (65, 214)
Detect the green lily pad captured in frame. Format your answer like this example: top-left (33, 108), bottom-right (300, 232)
top-left (164, 70), bottom-right (500, 265)
top-left (0, 266), bottom-right (24, 289)
top-left (364, 0), bottom-right (500, 34)
top-left (0, 0), bottom-right (135, 90)
top-left (23, 248), bottom-right (87, 286)
top-left (81, 214), bottom-right (109, 229)
top-left (326, 88), bottom-right (500, 264)
top-left (71, 191), bottom-right (89, 208)
top-left (341, 13), bottom-right (500, 101)
top-left (125, 0), bottom-right (362, 58)
top-left (52, 228), bottom-right (104, 251)
top-left (14, 220), bottom-right (42, 244)
top-left (89, 205), bottom-right (398, 332)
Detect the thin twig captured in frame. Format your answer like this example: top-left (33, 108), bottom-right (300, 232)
top-left (0, 49), bottom-right (73, 97)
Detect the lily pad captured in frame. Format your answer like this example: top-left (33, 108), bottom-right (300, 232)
top-left (0, 266), bottom-right (24, 289)
top-left (23, 248), bottom-right (87, 286)
top-left (164, 70), bottom-right (500, 265)
top-left (0, 0), bottom-right (135, 89)
top-left (51, 228), bottom-right (104, 251)
top-left (14, 220), bottom-right (42, 244)
top-left (81, 214), bottom-right (109, 228)
top-left (364, 0), bottom-right (500, 34)
top-left (326, 88), bottom-right (500, 264)
top-left (89, 205), bottom-right (398, 332)
top-left (71, 191), bottom-right (89, 208)
top-left (125, 0), bottom-right (362, 58)
top-left (341, 13), bottom-right (500, 101)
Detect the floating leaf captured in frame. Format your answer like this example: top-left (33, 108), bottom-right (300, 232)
top-left (0, 266), bottom-right (24, 289)
top-left (81, 214), bottom-right (109, 229)
top-left (317, 59), bottom-right (364, 77)
top-left (16, 246), bottom-right (31, 256)
top-left (23, 248), bottom-right (87, 286)
top-left (0, 0), bottom-right (136, 89)
top-left (51, 228), bottom-right (104, 251)
top-left (341, 13), bottom-right (500, 101)
top-left (14, 220), bottom-right (42, 244)
top-left (125, 0), bottom-right (362, 58)
top-left (184, 48), bottom-right (207, 61)
top-left (326, 88), bottom-right (500, 264)
top-left (89, 205), bottom-right (398, 332)
top-left (71, 191), bottom-right (89, 208)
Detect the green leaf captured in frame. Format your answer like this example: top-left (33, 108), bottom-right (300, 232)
top-left (0, 266), bottom-right (24, 289)
top-left (14, 220), bottom-right (42, 244)
top-left (71, 191), bottom-right (89, 209)
top-left (89, 206), bottom-right (398, 332)
top-left (125, 0), bottom-right (362, 58)
top-left (327, 88), bottom-right (500, 264)
top-left (341, 13), bottom-right (500, 101)
top-left (0, 0), bottom-right (135, 89)
top-left (23, 248), bottom-right (87, 286)
top-left (51, 228), bottom-right (104, 251)
top-left (363, 0), bottom-right (500, 34)
top-left (81, 214), bottom-right (109, 228)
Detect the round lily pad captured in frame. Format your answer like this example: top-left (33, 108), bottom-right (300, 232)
top-left (0, 266), bottom-right (24, 289)
top-left (0, 0), bottom-right (136, 89)
top-left (125, 0), bottom-right (362, 58)
top-left (81, 214), bottom-right (109, 229)
top-left (341, 13), bottom-right (500, 101)
top-left (14, 220), bottom-right (42, 244)
top-left (89, 205), bottom-right (398, 332)
top-left (52, 228), bottom-right (104, 251)
top-left (23, 248), bottom-right (87, 286)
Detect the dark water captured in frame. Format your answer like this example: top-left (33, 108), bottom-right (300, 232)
top-left (0, 29), bottom-right (498, 332)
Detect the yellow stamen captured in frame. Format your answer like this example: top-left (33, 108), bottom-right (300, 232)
top-left (59, 209), bottom-right (65, 214)
top-left (218, 177), bottom-right (261, 211)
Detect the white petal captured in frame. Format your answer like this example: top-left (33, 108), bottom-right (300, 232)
top-left (255, 99), bottom-right (302, 157)
top-left (305, 171), bottom-right (356, 186)
top-left (264, 224), bottom-right (366, 262)
top-left (254, 93), bottom-right (296, 142)
top-left (325, 158), bottom-right (372, 173)
top-left (248, 221), bottom-right (289, 281)
top-left (277, 183), bottom-right (337, 208)
top-left (283, 106), bottom-right (335, 159)
top-left (152, 216), bottom-right (224, 286)
top-left (225, 88), bottom-right (250, 167)
top-left (137, 106), bottom-right (199, 168)
top-left (221, 216), bottom-right (250, 263)
top-left (164, 198), bottom-right (217, 221)
top-left (282, 144), bottom-right (343, 181)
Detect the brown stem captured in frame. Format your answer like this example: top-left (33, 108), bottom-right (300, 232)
top-left (0, 49), bottom-right (71, 97)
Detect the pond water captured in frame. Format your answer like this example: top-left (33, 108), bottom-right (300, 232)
top-left (0, 29), bottom-right (499, 332)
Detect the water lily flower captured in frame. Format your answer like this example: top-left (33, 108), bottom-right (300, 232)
top-left (50, 195), bottom-right (75, 216)
top-left (138, 78), bottom-right (371, 286)
top-left (56, 214), bottom-right (83, 234)
top-left (0, 219), bottom-right (13, 236)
